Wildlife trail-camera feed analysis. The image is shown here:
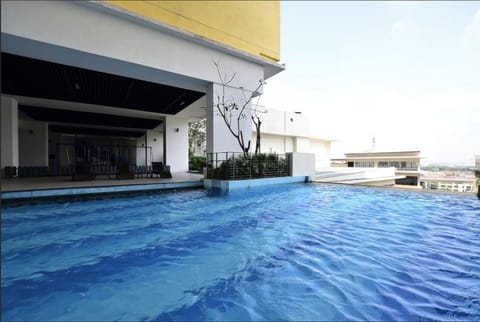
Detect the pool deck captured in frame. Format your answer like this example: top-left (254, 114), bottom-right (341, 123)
top-left (1, 172), bottom-right (204, 200)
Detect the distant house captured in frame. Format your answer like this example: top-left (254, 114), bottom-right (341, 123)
top-left (331, 151), bottom-right (422, 188)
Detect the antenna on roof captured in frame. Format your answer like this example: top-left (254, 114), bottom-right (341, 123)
top-left (372, 135), bottom-right (376, 151)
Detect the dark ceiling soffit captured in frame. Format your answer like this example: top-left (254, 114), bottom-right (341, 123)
top-left (49, 125), bottom-right (145, 138)
top-left (2, 52), bottom-right (205, 114)
top-left (20, 105), bottom-right (162, 130)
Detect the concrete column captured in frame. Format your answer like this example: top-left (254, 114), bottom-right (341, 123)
top-left (206, 83), bottom-right (253, 154)
top-left (164, 115), bottom-right (189, 173)
top-left (289, 152), bottom-right (315, 177)
top-left (1, 96), bottom-right (19, 171)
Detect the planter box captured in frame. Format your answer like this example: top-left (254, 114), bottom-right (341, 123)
top-left (204, 176), bottom-right (309, 193)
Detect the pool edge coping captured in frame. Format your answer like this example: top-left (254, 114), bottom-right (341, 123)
top-left (1, 180), bottom-right (204, 201)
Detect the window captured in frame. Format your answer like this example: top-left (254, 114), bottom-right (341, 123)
top-left (379, 161), bottom-right (418, 170)
top-left (354, 161), bottom-right (374, 167)
top-left (390, 161), bottom-right (400, 168)
top-left (408, 162), bottom-right (418, 170)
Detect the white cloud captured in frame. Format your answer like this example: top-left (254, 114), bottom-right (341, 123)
top-left (263, 79), bottom-right (480, 164)
top-left (329, 89), bottom-right (480, 164)
top-left (391, 20), bottom-right (410, 34)
top-left (462, 9), bottom-right (480, 46)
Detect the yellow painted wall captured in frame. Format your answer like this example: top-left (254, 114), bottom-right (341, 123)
top-left (106, 1), bottom-right (280, 62)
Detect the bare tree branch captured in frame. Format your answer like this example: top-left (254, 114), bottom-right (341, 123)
top-left (212, 61), bottom-right (265, 155)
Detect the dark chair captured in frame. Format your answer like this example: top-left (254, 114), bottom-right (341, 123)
top-left (107, 165), bottom-right (117, 179)
top-left (72, 161), bottom-right (94, 181)
top-left (152, 162), bottom-right (172, 179)
top-left (152, 162), bottom-right (163, 178)
top-left (117, 162), bottom-right (134, 180)
top-left (136, 165), bottom-right (147, 178)
top-left (162, 165), bottom-right (172, 178)
top-left (4, 166), bottom-right (17, 178)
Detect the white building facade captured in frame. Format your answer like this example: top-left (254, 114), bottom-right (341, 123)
top-left (1, 1), bottom-right (283, 176)
top-left (251, 107), bottom-right (332, 169)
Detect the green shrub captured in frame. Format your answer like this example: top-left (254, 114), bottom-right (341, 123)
top-left (207, 153), bottom-right (289, 180)
top-left (189, 151), bottom-right (206, 172)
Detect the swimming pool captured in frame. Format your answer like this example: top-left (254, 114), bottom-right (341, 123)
top-left (2, 183), bottom-right (479, 321)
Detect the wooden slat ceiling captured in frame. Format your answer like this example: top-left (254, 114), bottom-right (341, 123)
top-left (1, 53), bottom-right (205, 115)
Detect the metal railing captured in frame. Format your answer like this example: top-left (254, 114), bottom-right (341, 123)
top-left (206, 152), bottom-right (290, 180)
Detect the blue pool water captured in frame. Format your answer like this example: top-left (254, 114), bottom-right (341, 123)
top-left (2, 183), bottom-right (479, 321)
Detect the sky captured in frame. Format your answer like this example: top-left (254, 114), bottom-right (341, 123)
top-left (260, 1), bottom-right (480, 166)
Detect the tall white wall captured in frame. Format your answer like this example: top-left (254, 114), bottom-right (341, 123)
top-left (18, 120), bottom-right (48, 167)
top-left (259, 135), bottom-right (285, 154)
top-left (206, 83), bottom-right (252, 154)
top-left (251, 133), bottom-right (294, 155)
top-left (1, 96), bottom-right (19, 169)
top-left (294, 137), bottom-right (311, 153)
top-left (259, 108), bottom-right (311, 138)
top-left (251, 106), bottom-right (332, 168)
top-left (285, 111), bottom-right (310, 137)
top-left (259, 108), bottom-right (285, 135)
top-left (164, 116), bottom-right (189, 172)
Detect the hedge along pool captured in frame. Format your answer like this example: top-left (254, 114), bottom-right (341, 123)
top-left (1, 183), bottom-right (479, 321)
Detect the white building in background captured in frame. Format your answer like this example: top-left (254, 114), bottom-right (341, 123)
top-left (313, 151), bottom-right (422, 188)
top-left (251, 107), bottom-right (332, 169)
top-left (331, 151), bottom-right (422, 188)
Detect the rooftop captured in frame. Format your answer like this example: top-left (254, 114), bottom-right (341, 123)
top-left (344, 151), bottom-right (421, 157)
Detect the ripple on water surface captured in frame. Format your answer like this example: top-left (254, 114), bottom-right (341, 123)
top-left (2, 184), bottom-right (480, 321)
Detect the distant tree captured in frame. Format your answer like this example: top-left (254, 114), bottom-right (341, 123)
top-left (422, 165), bottom-right (472, 172)
top-left (213, 60), bottom-right (265, 155)
top-left (188, 119), bottom-right (206, 155)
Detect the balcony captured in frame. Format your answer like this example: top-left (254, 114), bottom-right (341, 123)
top-left (396, 167), bottom-right (419, 172)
